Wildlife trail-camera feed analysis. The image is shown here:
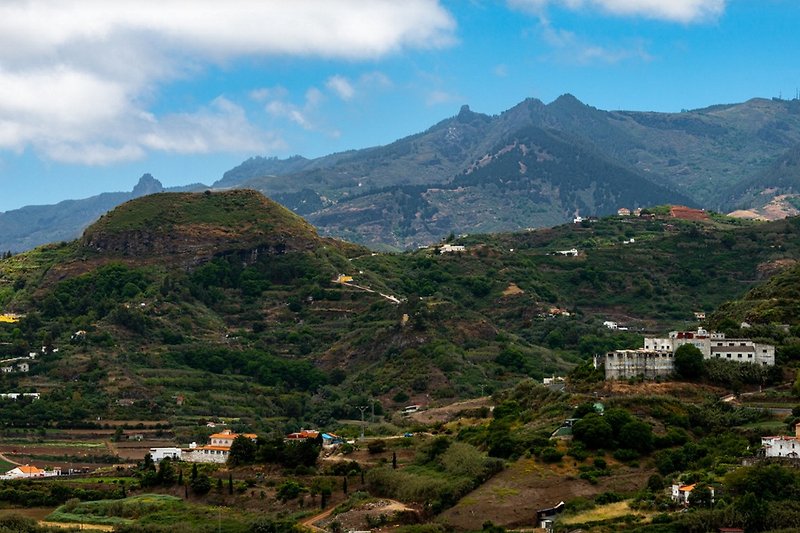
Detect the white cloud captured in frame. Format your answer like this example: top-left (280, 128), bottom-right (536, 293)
top-left (509, 0), bottom-right (725, 22)
top-left (360, 71), bottom-right (393, 89)
top-left (538, 19), bottom-right (652, 64)
top-left (140, 97), bottom-right (281, 154)
top-left (0, 1), bottom-right (456, 164)
top-left (426, 90), bottom-right (460, 106)
top-left (37, 97), bottom-right (280, 165)
top-left (326, 76), bottom-right (356, 101)
top-left (265, 87), bottom-right (326, 132)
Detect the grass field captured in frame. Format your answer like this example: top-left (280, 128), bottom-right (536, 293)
top-left (559, 500), bottom-right (653, 526)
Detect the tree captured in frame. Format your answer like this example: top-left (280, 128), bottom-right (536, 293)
top-left (228, 435), bottom-right (257, 466)
top-left (191, 463), bottom-right (198, 481)
top-left (572, 413), bottom-right (613, 449)
top-left (619, 420), bottom-right (653, 453)
top-left (228, 473), bottom-right (233, 495)
top-left (674, 344), bottom-right (705, 379)
top-left (190, 473), bottom-right (211, 495)
top-left (157, 457), bottom-right (176, 485)
top-left (689, 484), bottom-right (713, 508)
top-left (647, 474), bottom-right (664, 492)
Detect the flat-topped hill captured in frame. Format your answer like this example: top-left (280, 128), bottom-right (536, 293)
top-left (80, 189), bottom-right (334, 263)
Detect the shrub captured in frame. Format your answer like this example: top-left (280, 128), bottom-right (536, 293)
top-left (613, 449), bottom-right (640, 462)
top-left (367, 440), bottom-right (387, 454)
top-left (276, 480), bottom-right (306, 501)
top-left (540, 447), bottom-right (564, 463)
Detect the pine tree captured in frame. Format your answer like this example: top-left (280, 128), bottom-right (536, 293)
top-left (228, 473), bottom-right (233, 495)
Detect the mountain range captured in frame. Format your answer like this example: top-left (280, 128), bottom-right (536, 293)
top-left (5, 94), bottom-right (800, 252)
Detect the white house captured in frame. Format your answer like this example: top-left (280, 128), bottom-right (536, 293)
top-left (149, 447), bottom-right (182, 463)
top-left (671, 483), bottom-right (714, 505)
top-left (440, 244), bottom-right (466, 254)
top-left (554, 248), bottom-right (579, 257)
top-left (184, 430), bottom-right (257, 464)
top-left (0, 393), bottom-right (40, 401)
top-left (0, 464), bottom-right (60, 480)
top-left (603, 321), bottom-right (618, 330)
top-left (762, 426), bottom-right (800, 458)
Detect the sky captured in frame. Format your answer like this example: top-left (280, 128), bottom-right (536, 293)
top-left (1, 0), bottom-right (800, 212)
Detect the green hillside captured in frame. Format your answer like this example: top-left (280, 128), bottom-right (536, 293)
top-left (3, 193), bottom-right (800, 532)
top-left (1, 192), bottom-right (800, 436)
top-left (710, 262), bottom-right (800, 328)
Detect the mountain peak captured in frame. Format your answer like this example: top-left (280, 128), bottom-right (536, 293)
top-left (131, 173), bottom-right (164, 197)
top-left (549, 93), bottom-right (585, 109)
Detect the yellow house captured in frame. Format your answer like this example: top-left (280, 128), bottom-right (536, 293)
top-left (0, 314), bottom-right (19, 324)
top-left (335, 275), bottom-right (354, 283)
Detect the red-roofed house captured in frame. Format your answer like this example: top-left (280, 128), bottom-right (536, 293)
top-left (185, 430), bottom-right (258, 464)
top-left (285, 429), bottom-right (320, 441)
top-left (1, 464), bottom-right (60, 479)
top-left (671, 483), bottom-right (715, 505)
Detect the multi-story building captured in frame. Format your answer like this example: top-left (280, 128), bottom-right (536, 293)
top-left (598, 328), bottom-right (774, 380)
top-left (644, 328), bottom-right (774, 366)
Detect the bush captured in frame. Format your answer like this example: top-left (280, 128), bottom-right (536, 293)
top-left (595, 492), bottom-right (623, 505)
top-left (613, 449), bottom-right (640, 462)
top-left (367, 440), bottom-right (387, 454)
top-left (276, 480), bottom-right (306, 501)
top-left (540, 447), bottom-right (564, 463)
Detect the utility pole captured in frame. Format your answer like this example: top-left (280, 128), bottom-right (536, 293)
top-left (370, 400), bottom-right (375, 423)
top-left (357, 405), bottom-right (368, 439)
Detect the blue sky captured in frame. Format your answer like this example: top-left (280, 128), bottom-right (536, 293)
top-left (1, 0), bottom-right (799, 212)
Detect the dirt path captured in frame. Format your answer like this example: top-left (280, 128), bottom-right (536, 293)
top-left (0, 451), bottom-right (20, 466)
top-left (336, 281), bottom-right (401, 304)
top-left (408, 396), bottom-right (492, 424)
top-left (299, 506), bottom-right (336, 532)
top-left (40, 521), bottom-right (115, 531)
